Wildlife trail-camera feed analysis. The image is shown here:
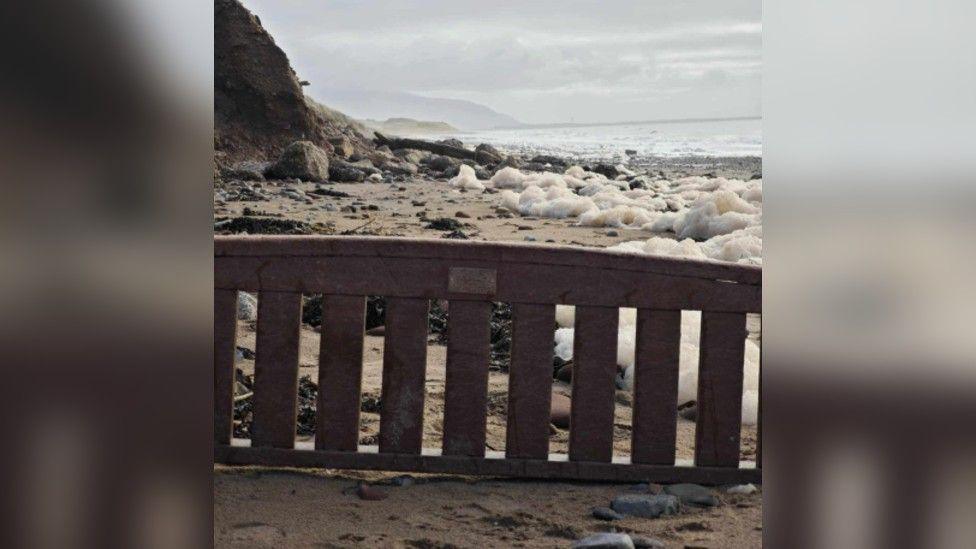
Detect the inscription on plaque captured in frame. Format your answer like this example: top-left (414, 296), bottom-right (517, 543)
top-left (448, 267), bottom-right (497, 295)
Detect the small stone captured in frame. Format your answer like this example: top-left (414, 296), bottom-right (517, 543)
top-left (591, 506), bottom-right (625, 521)
top-left (455, 211), bottom-right (471, 218)
top-left (572, 533), bottom-right (634, 549)
top-left (356, 484), bottom-right (389, 501)
top-left (610, 494), bottom-right (680, 518)
top-left (606, 230), bottom-right (619, 237)
top-left (390, 475), bottom-right (415, 487)
top-left (523, 236), bottom-right (537, 242)
top-left (726, 483), bottom-right (758, 495)
top-left (630, 535), bottom-right (665, 548)
top-left (237, 292), bottom-right (257, 321)
top-left (550, 392), bottom-right (571, 429)
top-left (664, 484), bottom-right (719, 507)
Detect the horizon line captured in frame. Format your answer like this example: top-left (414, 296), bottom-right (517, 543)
top-left (490, 115), bottom-right (762, 131)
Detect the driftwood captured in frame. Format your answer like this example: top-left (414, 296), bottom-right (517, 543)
top-left (374, 132), bottom-right (480, 162)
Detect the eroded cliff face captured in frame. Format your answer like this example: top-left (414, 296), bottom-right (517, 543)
top-left (214, 0), bottom-right (370, 163)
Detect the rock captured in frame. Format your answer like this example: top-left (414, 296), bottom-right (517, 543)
top-left (474, 166), bottom-right (492, 180)
top-left (630, 535), bottom-right (665, 548)
top-left (572, 533), bottom-right (634, 549)
top-left (425, 218), bottom-right (464, 231)
top-left (368, 173), bottom-right (383, 182)
top-left (606, 230), bottom-right (619, 237)
top-left (625, 149), bottom-right (638, 156)
top-left (610, 494), bottom-right (680, 518)
top-left (555, 363), bottom-right (573, 383)
top-left (265, 141), bottom-right (330, 182)
top-left (726, 483), bottom-right (758, 495)
top-left (395, 149), bottom-right (428, 165)
top-left (520, 161), bottom-right (549, 172)
top-left (382, 160), bottom-right (419, 176)
top-left (390, 475), bottom-right (415, 487)
top-left (678, 404), bottom-right (696, 421)
top-left (221, 161), bottom-right (267, 181)
top-left (475, 143), bottom-right (503, 164)
top-left (592, 163), bottom-right (620, 179)
top-left (550, 392), bottom-right (571, 428)
top-left (455, 211), bottom-right (471, 218)
top-left (329, 160), bottom-right (366, 182)
top-left (365, 325), bottom-right (385, 336)
top-left (663, 484), bottom-right (719, 507)
top-left (355, 484), bottom-right (389, 501)
top-left (531, 154), bottom-right (566, 166)
top-left (496, 156), bottom-right (523, 169)
top-left (328, 137), bottom-right (355, 158)
top-left (438, 138), bottom-right (464, 149)
top-left (629, 179), bottom-right (647, 190)
top-left (591, 506), bottom-right (626, 521)
top-left (237, 292), bottom-right (257, 320)
top-left (426, 154), bottom-right (460, 172)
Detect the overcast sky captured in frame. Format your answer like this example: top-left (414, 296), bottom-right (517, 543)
top-left (243, 0), bottom-right (761, 125)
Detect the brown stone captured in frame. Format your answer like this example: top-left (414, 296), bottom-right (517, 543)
top-left (550, 392), bottom-right (571, 429)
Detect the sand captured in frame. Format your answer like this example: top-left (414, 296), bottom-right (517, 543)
top-left (214, 174), bottom-right (762, 548)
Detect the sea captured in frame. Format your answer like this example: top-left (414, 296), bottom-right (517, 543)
top-left (409, 118), bottom-right (761, 162)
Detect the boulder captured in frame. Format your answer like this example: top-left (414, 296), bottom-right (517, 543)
top-left (426, 154), bottom-right (460, 173)
top-left (382, 159), bottom-right (419, 176)
top-left (329, 160), bottom-right (366, 182)
top-left (475, 143), bottom-right (503, 164)
top-left (610, 494), bottom-right (680, 518)
top-left (394, 148), bottom-right (427, 165)
top-left (328, 136), bottom-right (355, 158)
top-left (265, 141), bottom-right (330, 182)
top-left (220, 161), bottom-right (267, 181)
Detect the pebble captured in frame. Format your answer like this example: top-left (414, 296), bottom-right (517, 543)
top-left (663, 484), bottom-right (719, 507)
top-left (237, 292), bottom-right (257, 321)
top-left (572, 533), bottom-right (634, 549)
top-left (355, 484), bottom-right (389, 501)
top-left (610, 494), bottom-right (680, 518)
top-left (455, 211), bottom-right (471, 218)
top-left (726, 483), bottom-right (757, 495)
top-left (550, 392), bottom-right (571, 428)
top-left (390, 475), bottom-right (415, 487)
top-left (606, 230), bottom-right (619, 237)
top-left (524, 236), bottom-right (537, 242)
top-left (591, 506), bottom-right (626, 521)
top-left (630, 535), bottom-right (665, 548)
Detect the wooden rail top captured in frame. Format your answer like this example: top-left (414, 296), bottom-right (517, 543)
top-left (215, 236), bottom-right (761, 313)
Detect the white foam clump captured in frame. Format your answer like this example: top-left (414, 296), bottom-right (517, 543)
top-left (552, 305), bottom-right (760, 425)
top-left (448, 164), bottom-right (486, 191)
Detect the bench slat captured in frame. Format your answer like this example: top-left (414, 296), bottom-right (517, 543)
top-left (251, 291), bottom-right (303, 449)
top-left (442, 301), bottom-right (492, 456)
top-left (379, 297), bottom-right (429, 454)
top-left (214, 289), bottom-right (239, 445)
top-left (315, 295), bottom-right (366, 452)
top-left (569, 306), bottom-right (619, 463)
top-left (695, 311), bottom-right (747, 467)
top-left (505, 303), bottom-right (556, 459)
top-left (631, 309), bottom-right (681, 465)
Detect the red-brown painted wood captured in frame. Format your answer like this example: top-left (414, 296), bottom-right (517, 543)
top-left (215, 236), bottom-right (760, 285)
top-left (215, 256), bottom-right (759, 313)
top-left (214, 289), bottom-right (238, 445)
top-left (216, 440), bottom-right (761, 485)
top-left (316, 294), bottom-right (366, 452)
top-left (631, 309), bottom-right (681, 465)
top-left (251, 291), bottom-right (303, 449)
top-left (442, 300), bottom-right (492, 456)
top-left (506, 303), bottom-right (556, 459)
top-left (695, 311), bottom-right (747, 467)
top-left (569, 306), bottom-right (619, 463)
top-left (379, 297), bottom-right (429, 454)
